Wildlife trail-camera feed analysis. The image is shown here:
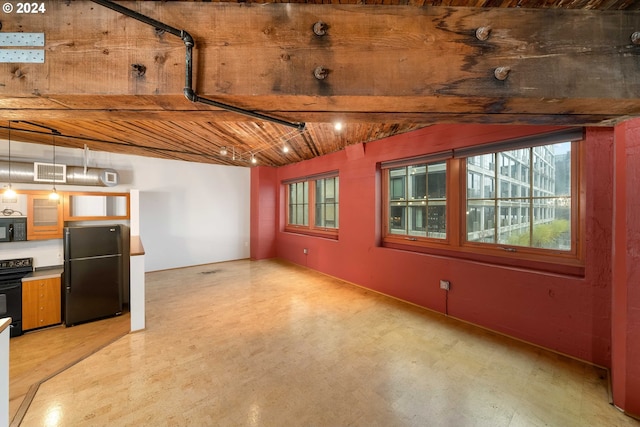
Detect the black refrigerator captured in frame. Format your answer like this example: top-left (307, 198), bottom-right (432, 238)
top-left (63, 225), bottom-right (127, 326)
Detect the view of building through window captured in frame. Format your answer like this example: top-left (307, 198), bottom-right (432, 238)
top-left (286, 174), bottom-right (339, 235)
top-left (315, 176), bottom-right (339, 229)
top-left (466, 142), bottom-right (571, 250)
top-left (388, 161), bottom-right (447, 239)
top-left (288, 181), bottom-right (309, 226)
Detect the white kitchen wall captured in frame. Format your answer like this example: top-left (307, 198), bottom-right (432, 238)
top-left (0, 140), bottom-right (250, 272)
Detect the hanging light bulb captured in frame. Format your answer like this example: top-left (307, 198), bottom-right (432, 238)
top-left (220, 146), bottom-right (228, 156)
top-left (282, 145), bottom-right (289, 153)
top-left (251, 153), bottom-right (257, 164)
top-left (49, 132), bottom-right (59, 201)
top-left (3, 121), bottom-right (16, 199)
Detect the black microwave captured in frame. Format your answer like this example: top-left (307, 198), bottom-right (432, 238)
top-left (0, 217), bottom-right (27, 242)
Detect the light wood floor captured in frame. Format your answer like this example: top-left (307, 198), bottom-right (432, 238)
top-left (9, 310), bottom-right (130, 425)
top-left (11, 259), bottom-right (640, 426)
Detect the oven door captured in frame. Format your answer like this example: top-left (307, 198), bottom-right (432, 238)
top-left (0, 223), bottom-right (9, 242)
top-left (0, 281), bottom-right (22, 337)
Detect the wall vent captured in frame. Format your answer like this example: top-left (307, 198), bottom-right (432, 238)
top-left (33, 162), bottom-right (67, 183)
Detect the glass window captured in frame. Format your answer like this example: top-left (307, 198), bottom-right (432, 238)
top-left (315, 176), bottom-right (339, 229)
top-left (381, 131), bottom-right (581, 271)
top-left (286, 173), bottom-right (339, 236)
top-left (288, 181), bottom-right (308, 226)
top-left (386, 161), bottom-right (446, 240)
top-left (465, 142), bottom-right (573, 252)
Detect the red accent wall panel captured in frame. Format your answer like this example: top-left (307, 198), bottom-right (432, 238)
top-left (250, 166), bottom-right (278, 260)
top-left (611, 119), bottom-right (640, 416)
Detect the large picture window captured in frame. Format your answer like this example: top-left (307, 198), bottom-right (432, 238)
top-left (465, 143), bottom-right (572, 251)
top-left (381, 129), bottom-right (584, 272)
top-left (285, 172), bottom-right (339, 238)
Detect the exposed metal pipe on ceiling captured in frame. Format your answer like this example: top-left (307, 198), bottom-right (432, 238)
top-left (89, 0), bottom-right (306, 131)
top-left (0, 160), bottom-right (118, 187)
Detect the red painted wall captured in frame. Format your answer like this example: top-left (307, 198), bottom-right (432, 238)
top-left (250, 166), bottom-right (278, 260)
top-left (611, 119), bottom-right (640, 416)
top-left (251, 123), bottom-right (615, 367)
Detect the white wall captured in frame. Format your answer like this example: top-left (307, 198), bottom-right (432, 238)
top-left (0, 141), bottom-right (250, 271)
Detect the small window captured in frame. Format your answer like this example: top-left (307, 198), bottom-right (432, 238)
top-left (285, 172), bottom-right (339, 238)
top-left (383, 157), bottom-right (448, 242)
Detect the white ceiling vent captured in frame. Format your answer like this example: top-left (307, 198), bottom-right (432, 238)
top-left (103, 171), bottom-right (118, 185)
top-left (33, 162), bottom-right (67, 183)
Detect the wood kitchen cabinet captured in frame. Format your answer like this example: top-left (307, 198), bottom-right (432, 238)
top-left (63, 191), bottom-right (130, 221)
top-left (22, 277), bottom-right (62, 331)
top-left (27, 193), bottom-right (64, 240)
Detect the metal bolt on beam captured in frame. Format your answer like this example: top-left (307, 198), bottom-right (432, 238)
top-left (632, 32), bottom-right (640, 45)
top-left (475, 26), bottom-right (492, 41)
top-left (494, 66), bottom-right (511, 81)
top-left (313, 21), bottom-right (328, 37)
top-left (314, 66), bottom-right (328, 80)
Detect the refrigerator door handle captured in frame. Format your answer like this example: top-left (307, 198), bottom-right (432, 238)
top-left (64, 261), bottom-right (71, 293)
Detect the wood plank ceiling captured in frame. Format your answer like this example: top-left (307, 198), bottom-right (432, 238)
top-left (1, 0), bottom-right (639, 167)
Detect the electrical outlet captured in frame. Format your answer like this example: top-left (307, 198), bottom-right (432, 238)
top-left (439, 280), bottom-right (450, 291)
top-left (303, 248), bottom-right (308, 254)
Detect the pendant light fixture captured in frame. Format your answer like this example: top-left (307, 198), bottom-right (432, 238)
top-left (4, 121), bottom-right (16, 199)
top-left (49, 131), bottom-right (59, 201)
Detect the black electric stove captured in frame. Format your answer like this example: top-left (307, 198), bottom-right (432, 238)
top-left (0, 257), bottom-right (33, 337)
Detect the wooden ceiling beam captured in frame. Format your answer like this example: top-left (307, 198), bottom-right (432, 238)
top-left (1, 2), bottom-right (638, 122)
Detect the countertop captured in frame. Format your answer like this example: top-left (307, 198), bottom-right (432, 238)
top-left (23, 266), bottom-right (64, 281)
top-left (131, 236), bottom-right (145, 256)
top-left (0, 317), bottom-right (10, 334)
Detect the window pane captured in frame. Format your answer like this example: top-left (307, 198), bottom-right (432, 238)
top-left (390, 169), bottom-right (406, 200)
top-left (389, 204), bottom-right (406, 234)
top-left (428, 204), bottom-right (446, 238)
top-left (532, 200), bottom-right (571, 250)
top-left (409, 204), bottom-right (427, 236)
top-left (315, 177), bottom-right (339, 229)
top-left (428, 162), bottom-right (446, 198)
top-left (467, 200), bottom-right (495, 242)
top-left (498, 199), bottom-right (531, 246)
top-left (288, 182), bottom-right (309, 226)
top-left (552, 143), bottom-right (571, 197)
top-left (409, 165), bottom-right (426, 200)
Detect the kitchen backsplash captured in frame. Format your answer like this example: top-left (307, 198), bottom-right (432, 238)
top-left (1, 193), bottom-right (28, 216)
top-left (0, 238), bottom-right (63, 268)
